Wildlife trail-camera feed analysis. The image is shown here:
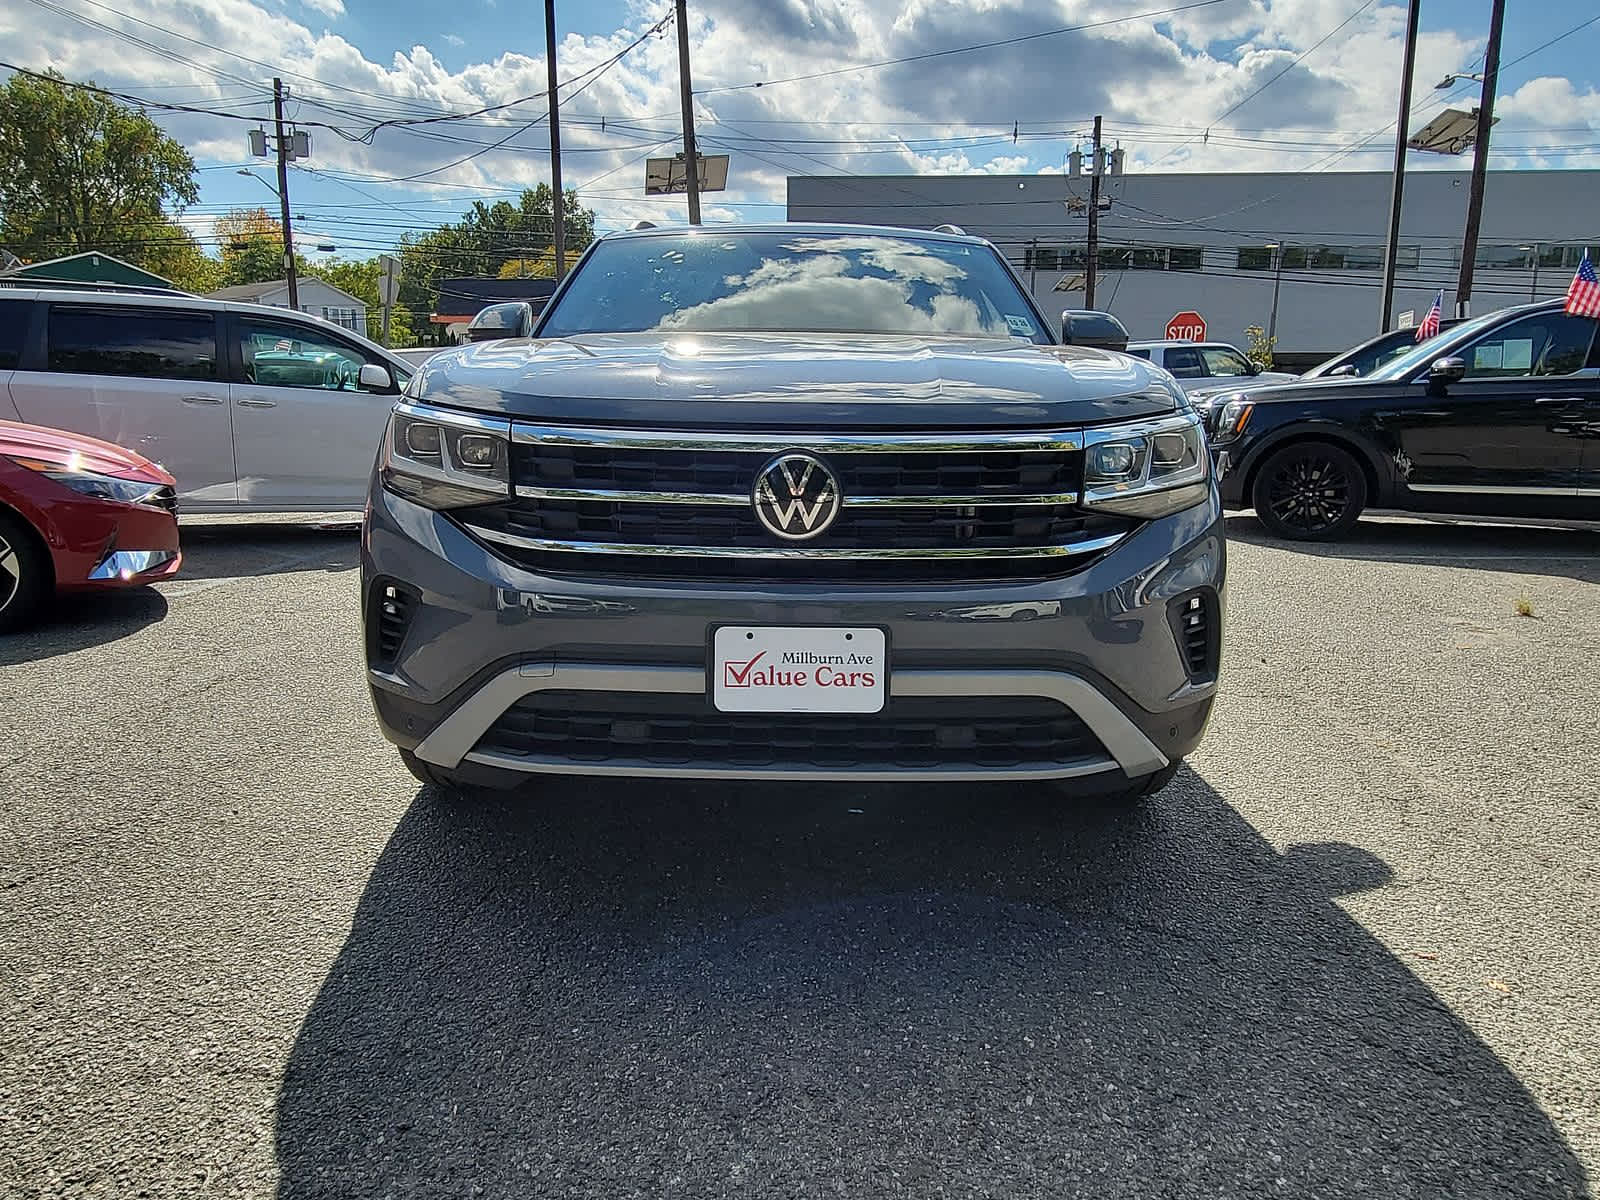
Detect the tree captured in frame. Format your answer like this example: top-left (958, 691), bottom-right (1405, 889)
top-left (138, 219), bottom-right (220, 293)
top-left (498, 246), bottom-right (559, 279)
top-left (214, 207), bottom-right (310, 289)
top-left (0, 70), bottom-right (199, 268)
top-left (310, 257), bottom-right (417, 348)
top-left (1244, 324), bottom-right (1277, 371)
top-left (398, 185), bottom-right (595, 343)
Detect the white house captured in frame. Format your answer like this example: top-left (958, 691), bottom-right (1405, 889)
top-left (207, 278), bottom-right (368, 335)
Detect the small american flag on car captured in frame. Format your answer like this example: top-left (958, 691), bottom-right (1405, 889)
top-left (1415, 290), bottom-right (1442, 341)
top-left (1564, 251), bottom-right (1600, 318)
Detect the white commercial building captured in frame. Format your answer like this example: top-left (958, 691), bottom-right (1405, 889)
top-left (786, 169), bottom-right (1600, 368)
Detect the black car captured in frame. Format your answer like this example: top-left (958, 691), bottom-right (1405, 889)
top-left (1205, 299), bottom-right (1600, 539)
top-left (1303, 321), bottom-right (1464, 380)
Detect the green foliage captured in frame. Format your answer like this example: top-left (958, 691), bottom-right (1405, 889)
top-left (398, 184), bottom-right (594, 342)
top-left (137, 219), bottom-right (220, 293)
top-left (1244, 324), bottom-right (1277, 371)
top-left (0, 70), bottom-right (199, 271)
top-left (309, 257), bottom-right (417, 347)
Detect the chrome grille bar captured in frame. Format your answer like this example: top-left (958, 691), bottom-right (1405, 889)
top-left (461, 524), bottom-right (1127, 561)
top-left (513, 484), bottom-right (1080, 507)
top-left (511, 423), bottom-right (1085, 454)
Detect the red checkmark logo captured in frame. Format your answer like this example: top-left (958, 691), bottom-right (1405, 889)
top-left (723, 651), bottom-right (766, 687)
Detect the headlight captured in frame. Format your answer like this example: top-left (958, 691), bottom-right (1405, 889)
top-left (1081, 412), bottom-right (1210, 519)
top-left (1210, 397), bottom-right (1255, 445)
top-left (6, 455), bottom-right (168, 506)
top-left (381, 400), bottom-right (511, 509)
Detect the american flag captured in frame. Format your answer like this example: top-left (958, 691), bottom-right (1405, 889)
top-left (1565, 251), bottom-right (1600, 318)
top-left (1415, 290), bottom-right (1443, 341)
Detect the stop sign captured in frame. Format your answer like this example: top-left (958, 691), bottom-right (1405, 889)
top-left (1165, 311), bottom-right (1207, 341)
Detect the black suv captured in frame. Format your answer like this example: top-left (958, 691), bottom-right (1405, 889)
top-left (1201, 300), bottom-right (1599, 539)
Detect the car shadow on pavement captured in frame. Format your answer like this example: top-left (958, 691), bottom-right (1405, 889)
top-left (274, 772), bottom-right (1588, 1199)
top-left (0, 586), bottom-right (167, 665)
top-left (172, 523), bottom-right (360, 583)
top-left (1225, 513), bottom-right (1600, 582)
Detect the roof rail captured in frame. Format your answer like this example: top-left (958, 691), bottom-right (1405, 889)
top-left (931, 223), bottom-right (967, 236)
top-left (0, 277), bottom-right (198, 298)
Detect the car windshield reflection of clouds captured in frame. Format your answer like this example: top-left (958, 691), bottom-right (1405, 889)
top-left (541, 233), bottom-right (1044, 341)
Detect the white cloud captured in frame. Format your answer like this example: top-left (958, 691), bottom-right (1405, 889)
top-left (441, 33), bottom-right (465, 47)
top-left (0, 0), bottom-right (1593, 248)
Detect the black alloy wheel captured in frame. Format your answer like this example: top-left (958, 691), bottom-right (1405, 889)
top-left (1251, 442), bottom-right (1367, 541)
top-left (0, 509), bottom-right (50, 634)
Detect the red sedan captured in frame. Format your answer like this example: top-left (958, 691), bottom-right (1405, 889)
top-left (0, 420), bottom-right (181, 632)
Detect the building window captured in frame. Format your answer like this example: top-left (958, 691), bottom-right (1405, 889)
top-left (321, 305), bottom-right (360, 331)
top-left (1168, 246), bottom-right (1204, 271)
top-left (1237, 247), bottom-right (1273, 271)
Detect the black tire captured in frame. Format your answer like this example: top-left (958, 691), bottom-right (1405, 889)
top-left (1250, 441), bottom-right (1368, 541)
top-left (0, 509), bottom-right (51, 635)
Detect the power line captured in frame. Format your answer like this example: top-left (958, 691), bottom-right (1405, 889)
top-left (1144, 0), bottom-right (1379, 169)
top-left (694, 0), bottom-right (1236, 95)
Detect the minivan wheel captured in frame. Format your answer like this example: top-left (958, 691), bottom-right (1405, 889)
top-left (0, 510), bottom-right (50, 635)
top-left (1251, 441), bottom-right (1367, 540)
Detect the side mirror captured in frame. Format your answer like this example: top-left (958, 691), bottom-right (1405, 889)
top-left (1059, 312), bottom-right (1072, 344)
top-left (1429, 356), bottom-right (1467, 383)
top-left (1328, 364), bottom-right (1358, 378)
top-left (358, 362), bottom-right (395, 392)
top-left (1246, 362), bottom-right (1261, 376)
top-left (466, 301), bottom-right (535, 342)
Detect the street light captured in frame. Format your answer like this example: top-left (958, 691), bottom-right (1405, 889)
top-left (236, 168), bottom-right (279, 197)
top-left (1264, 240), bottom-right (1285, 342)
top-left (1436, 72), bottom-right (1485, 89)
top-left (1520, 243), bottom-right (1541, 301)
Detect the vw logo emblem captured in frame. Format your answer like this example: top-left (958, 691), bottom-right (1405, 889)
top-left (751, 452), bottom-right (843, 541)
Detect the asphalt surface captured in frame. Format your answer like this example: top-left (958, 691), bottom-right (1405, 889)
top-left (1, 513), bottom-right (1597, 1198)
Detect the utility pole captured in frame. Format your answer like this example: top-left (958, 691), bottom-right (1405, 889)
top-left (1085, 115), bottom-right (1102, 308)
top-left (1454, 0), bottom-right (1506, 318)
top-left (675, 0), bottom-right (701, 224)
top-left (273, 78), bottom-right (298, 311)
top-left (1378, 0), bottom-right (1421, 332)
top-left (1267, 241), bottom-right (1285, 342)
top-left (1029, 236), bottom-right (1039, 294)
top-left (544, 0), bottom-right (567, 278)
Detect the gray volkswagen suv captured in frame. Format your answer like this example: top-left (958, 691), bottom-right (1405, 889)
top-left (361, 225), bottom-right (1223, 800)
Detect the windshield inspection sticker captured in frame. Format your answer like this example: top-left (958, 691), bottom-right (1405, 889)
top-left (1005, 314), bottom-right (1035, 335)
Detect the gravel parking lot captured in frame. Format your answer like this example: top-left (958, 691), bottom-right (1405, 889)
top-left (2, 514), bottom-right (1597, 1198)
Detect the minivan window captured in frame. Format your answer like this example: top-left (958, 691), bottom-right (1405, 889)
top-left (0, 298), bottom-right (31, 369)
top-left (239, 319), bottom-right (368, 390)
top-left (49, 306), bottom-right (216, 380)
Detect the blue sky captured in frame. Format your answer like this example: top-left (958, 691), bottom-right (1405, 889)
top-left (2, 0), bottom-right (1595, 259)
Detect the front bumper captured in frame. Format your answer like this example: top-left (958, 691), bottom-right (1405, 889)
top-left (362, 484), bottom-right (1226, 783)
top-left (39, 496), bottom-right (182, 591)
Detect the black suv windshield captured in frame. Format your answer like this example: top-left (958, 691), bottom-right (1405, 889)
top-left (538, 231), bottom-right (1048, 342)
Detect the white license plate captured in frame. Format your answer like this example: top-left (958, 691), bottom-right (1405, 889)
top-left (712, 626), bottom-right (887, 714)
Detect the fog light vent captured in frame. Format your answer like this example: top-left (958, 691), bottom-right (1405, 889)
top-left (1168, 590), bottom-right (1219, 680)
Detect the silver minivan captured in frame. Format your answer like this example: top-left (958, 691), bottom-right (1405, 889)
top-left (0, 286), bottom-right (413, 511)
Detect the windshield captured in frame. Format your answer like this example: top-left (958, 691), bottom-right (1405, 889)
top-left (1370, 309), bottom-right (1515, 381)
top-left (538, 231), bottom-right (1049, 343)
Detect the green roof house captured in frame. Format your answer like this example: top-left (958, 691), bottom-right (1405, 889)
top-left (0, 251), bottom-right (177, 290)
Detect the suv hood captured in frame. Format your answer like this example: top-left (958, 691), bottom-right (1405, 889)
top-left (417, 332), bottom-right (1180, 429)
